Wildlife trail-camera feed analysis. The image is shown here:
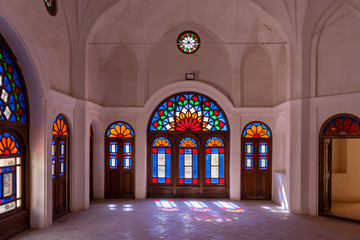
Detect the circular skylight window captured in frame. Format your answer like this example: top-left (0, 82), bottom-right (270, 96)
top-left (177, 31), bottom-right (201, 54)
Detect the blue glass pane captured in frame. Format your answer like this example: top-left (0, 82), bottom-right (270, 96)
top-left (158, 148), bottom-right (165, 153)
top-left (211, 179), bottom-right (219, 183)
top-left (152, 153), bottom-right (157, 177)
top-left (220, 153), bottom-right (224, 178)
top-left (2, 197), bottom-right (14, 204)
top-left (158, 178), bottom-right (165, 183)
top-left (184, 148), bottom-right (192, 154)
top-left (166, 153), bottom-right (171, 178)
top-left (13, 172), bottom-right (16, 195)
top-left (179, 154), bottom-right (184, 178)
top-left (193, 154), bottom-right (197, 178)
top-left (206, 153), bottom-right (210, 178)
top-left (185, 179), bottom-right (192, 184)
top-left (211, 148), bottom-right (219, 154)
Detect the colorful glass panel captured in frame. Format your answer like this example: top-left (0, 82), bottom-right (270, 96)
top-left (123, 142), bottom-right (132, 169)
top-left (177, 31), bottom-right (200, 54)
top-left (109, 142), bottom-right (118, 169)
top-left (150, 93), bottom-right (228, 132)
top-left (179, 138), bottom-right (197, 184)
top-left (52, 115), bottom-right (69, 136)
top-left (107, 122), bottom-right (134, 138)
top-left (44, 0), bottom-right (57, 16)
top-left (0, 41), bottom-right (27, 123)
top-left (0, 133), bottom-right (20, 155)
top-left (205, 137), bottom-right (224, 184)
top-left (152, 138), bottom-right (171, 184)
top-left (322, 115), bottom-right (360, 136)
top-left (243, 122), bottom-right (270, 138)
top-left (244, 142), bottom-right (253, 170)
top-left (259, 142), bottom-right (268, 170)
top-left (52, 141), bottom-right (55, 178)
top-left (0, 133), bottom-right (21, 214)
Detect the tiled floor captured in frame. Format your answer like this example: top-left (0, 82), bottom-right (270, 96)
top-left (12, 199), bottom-right (360, 240)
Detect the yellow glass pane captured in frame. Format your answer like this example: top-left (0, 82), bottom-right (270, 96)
top-left (123, 128), bottom-right (131, 137)
top-left (62, 124), bottom-right (68, 135)
top-left (120, 125), bottom-right (126, 134)
top-left (246, 129), bottom-right (254, 137)
top-left (256, 125), bottom-right (263, 135)
top-left (250, 125), bottom-right (257, 134)
top-left (114, 124), bottom-right (121, 135)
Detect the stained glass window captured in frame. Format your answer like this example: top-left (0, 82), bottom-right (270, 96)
top-left (107, 122), bottom-right (134, 138)
top-left (259, 142), bottom-right (268, 170)
top-left (150, 93), bottom-right (228, 132)
top-left (53, 115), bottom-right (69, 136)
top-left (152, 137), bottom-right (171, 184)
top-left (244, 142), bottom-right (253, 169)
top-left (44, 0), bottom-right (57, 16)
top-left (0, 39), bottom-right (27, 123)
top-left (243, 122), bottom-right (270, 138)
top-left (179, 138), bottom-right (198, 184)
top-left (205, 137), bottom-right (224, 184)
top-left (322, 115), bottom-right (360, 136)
top-left (0, 133), bottom-right (22, 214)
top-left (177, 31), bottom-right (200, 54)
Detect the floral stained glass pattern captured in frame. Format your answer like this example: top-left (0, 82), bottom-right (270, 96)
top-left (322, 115), bottom-right (360, 136)
top-left (107, 123), bottom-right (134, 138)
top-left (0, 41), bottom-right (27, 123)
top-left (243, 123), bottom-right (270, 138)
top-left (153, 137), bottom-right (170, 147)
top-left (150, 93), bottom-right (228, 132)
top-left (44, 0), bottom-right (57, 16)
top-left (179, 138), bottom-right (198, 184)
top-left (205, 137), bottom-right (224, 184)
top-left (53, 115), bottom-right (69, 136)
top-left (0, 133), bottom-right (19, 155)
top-left (177, 31), bottom-right (200, 54)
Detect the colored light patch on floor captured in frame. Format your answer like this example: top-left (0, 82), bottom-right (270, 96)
top-left (108, 204), bottom-right (117, 211)
top-left (261, 205), bottom-right (289, 213)
top-left (155, 200), bottom-right (179, 211)
top-left (212, 201), bottom-right (245, 212)
top-left (123, 204), bottom-right (133, 212)
top-left (183, 200), bottom-right (211, 212)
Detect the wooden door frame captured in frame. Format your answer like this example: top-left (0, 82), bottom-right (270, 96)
top-left (241, 121), bottom-right (272, 200)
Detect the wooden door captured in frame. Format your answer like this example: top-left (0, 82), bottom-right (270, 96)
top-left (321, 139), bottom-right (332, 213)
top-left (52, 137), bottom-right (68, 219)
top-left (105, 138), bottom-right (135, 198)
top-left (242, 139), bottom-right (272, 200)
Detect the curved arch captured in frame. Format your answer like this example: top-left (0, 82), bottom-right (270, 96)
top-left (52, 114), bottom-right (70, 136)
top-left (105, 121), bottom-right (135, 138)
top-left (148, 92), bottom-right (229, 132)
top-left (320, 113), bottom-right (360, 137)
top-left (242, 121), bottom-right (272, 139)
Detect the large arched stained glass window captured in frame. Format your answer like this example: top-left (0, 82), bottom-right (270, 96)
top-left (148, 92), bottom-right (229, 198)
top-left (150, 93), bottom-right (228, 132)
top-left (152, 137), bottom-right (171, 184)
top-left (179, 138), bottom-right (198, 184)
top-left (0, 35), bottom-right (29, 238)
top-left (205, 137), bottom-right (225, 184)
top-left (105, 122), bottom-right (135, 198)
top-left (0, 133), bottom-right (22, 214)
top-left (322, 115), bottom-right (360, 136)
top-left (0, 40), bottom-right (27, 122)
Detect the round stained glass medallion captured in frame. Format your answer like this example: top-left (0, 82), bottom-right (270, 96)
top-left (44, 0), bottom-right (57, 16)
top-left (177, 31), bottom-right (201, 54)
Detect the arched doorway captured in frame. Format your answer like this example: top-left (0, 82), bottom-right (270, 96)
top-left (241, 122), bottom-right (272, 200)
top-left (0, 34), bottom-right (30, 238)
top-left (147, 92), bottom-right (230, 198)
top-left (105, 122), bottom-right (135, 198)
top-left (52, 114), bottom-right (70, 219)
top-left (319, 114), bottom-right (360, 220)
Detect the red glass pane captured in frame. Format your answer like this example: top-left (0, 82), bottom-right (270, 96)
top-left (179, 149), bottom-right (184, 154)
top-left (193, 179), bottom-right (197, 184)
top-left (206, 179), bottom-right (210, 183)
top-left (152, 148), bottom-right (157, 153)
top-left (335, 119), bottom-right (343, 131)
top-left (206, 148), bottom-right (211, 153)
top-left (166, 148), bottom-right (171, 153)
top-left (348, 123), bottom-right (359, 133)
top-left (166, 178), bottom-right (170, 183)
top-left (179, 179), bottom-right (184, 183)
top-left (220, 148), bottom-right (224, 153)
top-left (343, 118), bottom-right (352, 131)
top-left (193, 149), bottom-right (197, 154)
top-left (219, 179), bottom-right (224, 183)
top-left (152, 178), bottom-right (157, 183)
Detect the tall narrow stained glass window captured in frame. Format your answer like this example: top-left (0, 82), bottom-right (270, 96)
top-left (179, 138), bottom-right (198, 184)
top-left (152, 137), bottom-right (171, 183)
top-left (241, 121), bottom-right (272, 200)
top-left (148, 92), bottom-right (229, 198)
top-left (205, 137), bottom-right (225, 184)
top-left (105, 122), bottom-right (135, 198)
top-left (0, 133), bottom-right (22, 214)
top-left (0, 34), bottom-right (29, 237)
